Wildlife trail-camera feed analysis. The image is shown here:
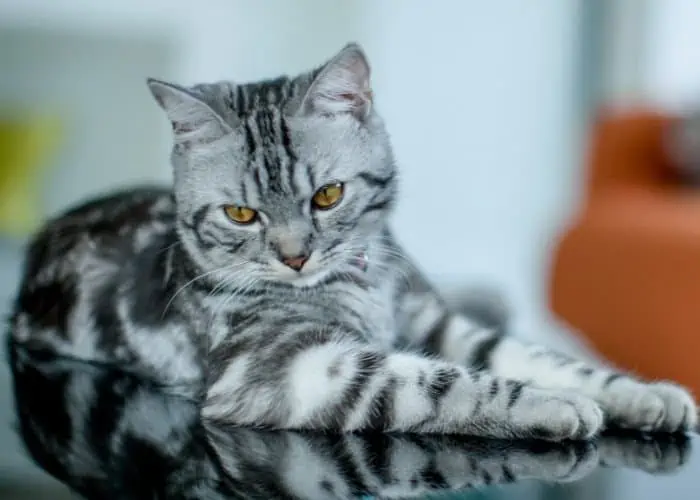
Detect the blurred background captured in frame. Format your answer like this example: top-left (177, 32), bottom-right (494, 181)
top-left (1, 0), bottom-right (700, 498)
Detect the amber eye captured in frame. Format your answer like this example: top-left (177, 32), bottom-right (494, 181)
top-left (311, 183), bottom-right (344, 210)
top-left (223, 205), bottom-right (258, 224)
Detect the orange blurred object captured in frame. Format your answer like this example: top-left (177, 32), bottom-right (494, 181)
top-left (549, 109), bottom-right (700, 396)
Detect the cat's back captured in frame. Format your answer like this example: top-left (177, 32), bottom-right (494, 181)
top-left (8, 187), bottom-right (178, 363)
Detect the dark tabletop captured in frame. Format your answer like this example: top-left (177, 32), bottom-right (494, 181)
top-left (0, 342), bottom-right (698, 500)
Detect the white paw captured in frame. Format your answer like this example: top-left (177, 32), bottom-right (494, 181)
top-left (598, 378), bottom-right (697, 432)
top-left (596, 378), bottom-right (664, 430)
top-left (648, 382), bottom-right (698, 433)
top-left (519, 390), bottom-right (603, 441)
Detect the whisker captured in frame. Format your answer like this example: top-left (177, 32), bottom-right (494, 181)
top-left (162, 262), bottom-right (248, 318)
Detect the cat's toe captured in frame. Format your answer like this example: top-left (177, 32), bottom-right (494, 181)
top-left (648, 382), bottom-right (697, 433)
top-left (525, 392), bottom-right (603, 441)
top-left (598, 379), bottom-right (667, 431)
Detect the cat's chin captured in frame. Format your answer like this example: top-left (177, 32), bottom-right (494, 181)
top-left (266, 258), bottom-right (355, 289)
top-left (264, 250), bottom-right (368, 289)
top-left (270, 266), bottom-right (333, 288)
top-left (284, 271), bottom-right (331, 288)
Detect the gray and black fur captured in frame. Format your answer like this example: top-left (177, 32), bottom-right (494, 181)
top-left (8, 43), bottom-right (697, 440)
top-left (9, 345), bottom-right (691, 500)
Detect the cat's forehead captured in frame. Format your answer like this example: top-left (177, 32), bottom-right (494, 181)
top-left (216, 71), bottom-right (317, 119)
top-left (236, 104), bottom-right (358, 180)
top-left (233, 77), bottom-right (297, 115)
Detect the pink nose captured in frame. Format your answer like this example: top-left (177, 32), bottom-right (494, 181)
top-left (281, 254), bottom-right (309, 271)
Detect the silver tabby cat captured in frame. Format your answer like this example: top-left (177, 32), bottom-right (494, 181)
top-left (10, 43), bottom-right (697, 440)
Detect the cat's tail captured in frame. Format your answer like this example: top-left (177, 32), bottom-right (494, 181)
top-left (444, 284), bottom-right (511, 332)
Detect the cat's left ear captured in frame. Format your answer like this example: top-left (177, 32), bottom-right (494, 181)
top-left (300, 43), bottom-right (373, 121)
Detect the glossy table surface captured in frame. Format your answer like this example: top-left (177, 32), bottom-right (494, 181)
top-left (1, 343), bottom-right (698, 500)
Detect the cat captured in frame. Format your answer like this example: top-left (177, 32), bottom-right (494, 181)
top-left (9, 344), bottom-right (691, 500)
top-left (8, 43), bottom-right (697, 441)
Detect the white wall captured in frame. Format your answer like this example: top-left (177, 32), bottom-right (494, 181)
top-left (597, 0), bottom-right (700, 110)
top-left (644, 0), bottom-right (700, 109)
top-left (0, 0), bottom-right (588, 341)
top-left (0, 0), bottom-right (365, 82)
top-left (364, 1), bottom-right (587, 340)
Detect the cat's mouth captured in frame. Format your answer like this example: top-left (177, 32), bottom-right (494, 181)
top-left (268, 249), bottom-right (369, 287)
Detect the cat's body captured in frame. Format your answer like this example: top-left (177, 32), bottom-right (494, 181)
top-left (14, 345), bottom-right (689, 500)
top-left (9, 43), bottom-right (697, 440)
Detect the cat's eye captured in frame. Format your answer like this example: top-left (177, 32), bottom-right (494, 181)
top-left (312, 183), bottom-right (344, 210)
top-left (223, 205), bottom-right (258, 224)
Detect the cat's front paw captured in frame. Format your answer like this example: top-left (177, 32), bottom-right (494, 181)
top-left (597, 378), bottom-right (697, 433)
top-left (648, 382), bottom-right (698, 433)
top-left (518, 390), bottom-right (603, 441)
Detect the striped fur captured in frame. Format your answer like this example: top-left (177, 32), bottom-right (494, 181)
top-left (10, 345), bottom-right (691, 499)
top-left (8, 43), bottom-right (697, 441)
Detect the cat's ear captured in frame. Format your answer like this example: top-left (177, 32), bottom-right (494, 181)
top-left (300, 43), bottom-right (373, 120)
top-left (147, 78), bottom-right (232, 145)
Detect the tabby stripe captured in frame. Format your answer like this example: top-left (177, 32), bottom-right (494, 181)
top-left (427, 367), bottom-right (461, 410)
top-left (224, 240), bottom-right (246, 256)
top-left (488, 379), bottom-right (499, 401)
top-left (280, 117), bottom-right (296, 161)
top-left (470, 395), bottom-right (483, 419)
top-left (326, 351), bottom-right (386, 430)
top-left (358, 171), bottom-right (395, 189)
top-left (243, 119), bottom-right (257, 154)
top-left (253, 329), bottom-right (338, 384)
top-left (506, 381), bottom-right (524, 409)
top-left (306, 165), bottom-right (321, 228)
top-left (235, 84), bottom-right (247, 111)
top-left (422, 313), bottom-right (450, 355)
top-left (207, 333), bottom-right (258, 385)
top-left (467, 332), bottom-right (504, 371)
top-left (362, 198), bottom-right (393, 215)
top-left (258, 120), bottom-right (278, 178)
top-left (182, 206), bottom-right (216, 250)
top-left (602, 373), bottom-right (623, 388)
top-left (196, 228), bottom-right (242, 252)
top-left (366, 376), bottom-right (398, 431)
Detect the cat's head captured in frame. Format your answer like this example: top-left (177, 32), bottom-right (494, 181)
top-left (148, 43), bottom-right (397, 287)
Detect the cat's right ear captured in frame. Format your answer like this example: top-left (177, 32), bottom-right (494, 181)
top-left (147, 78), bottom-right (231, 146)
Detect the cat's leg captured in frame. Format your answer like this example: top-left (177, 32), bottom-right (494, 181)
top-left (203, 328), bottom-right (602, 440)
top-left (398, 291), bottom-right (697, 433)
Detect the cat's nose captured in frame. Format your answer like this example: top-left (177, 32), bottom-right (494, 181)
top-left (281, 254), bottom-right (309, 271)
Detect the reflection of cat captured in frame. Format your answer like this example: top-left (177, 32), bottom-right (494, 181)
top-left (9, 43), bottom-right (696, 440)
top-left (9, 345), bottom-right (691, 500)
